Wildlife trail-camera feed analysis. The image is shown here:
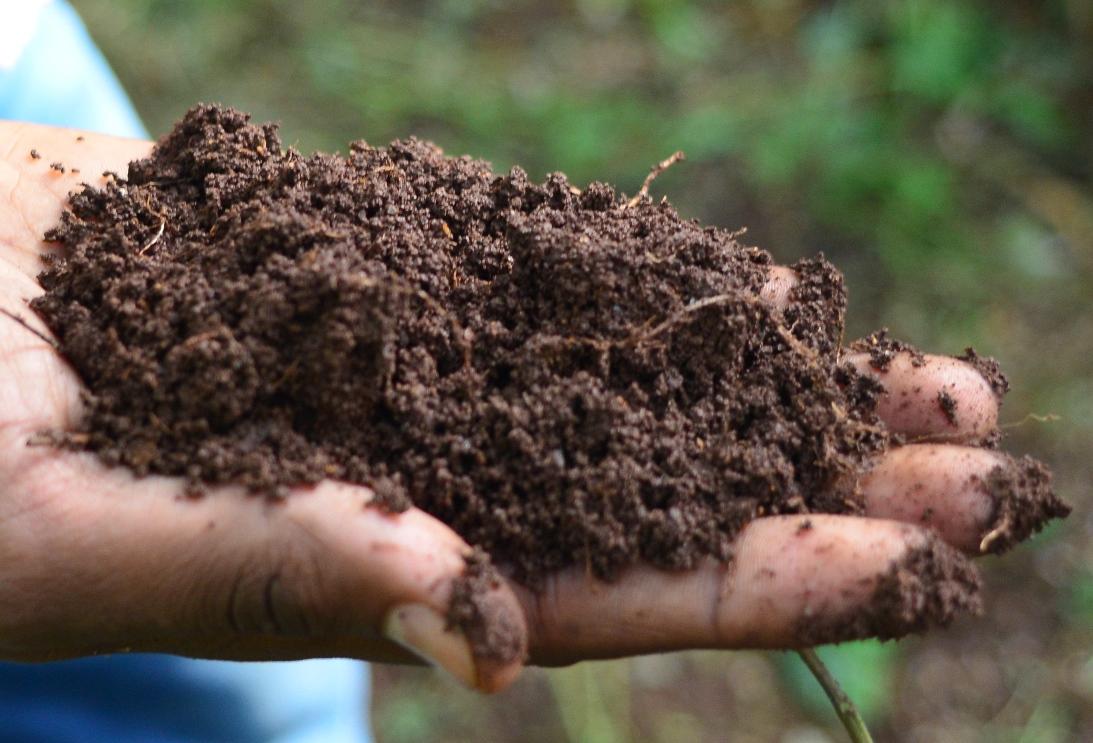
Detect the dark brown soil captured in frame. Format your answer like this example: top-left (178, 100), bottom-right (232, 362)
top-left (980, 455), bottom-right (1070, 554)
top-left (446, 550), bottom-right (525, 669)
top-left (937, 389), bottom-right (959, 427)
top-left (850, 328), bottom-right (926, 370)
top-left (25, 105), bottom-right (1067, 648)
top-left (958, 347), bottom-right (1010, 400)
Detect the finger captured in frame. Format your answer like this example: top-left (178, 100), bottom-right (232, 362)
top-left (842, 351), bottom-right (999, 442)
top-left (758, 268), bottom-right (1000, 441)
top-left (1, 453), bottom-right (526, 692)
top-left (859, 445), bottom-right (1002, 552)
top-left (859, 444), bottom-right (1067, 554)
top-left (759, 265), bottom-right (797, 308)
top-left (520, 515), bottom-right (979, 665)
top-left (0, 122), bottom-right (151, 277)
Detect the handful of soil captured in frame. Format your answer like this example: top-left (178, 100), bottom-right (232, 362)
top-left (29, 106), bottom-right (1065, 622)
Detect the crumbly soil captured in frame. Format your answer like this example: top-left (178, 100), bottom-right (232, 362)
top-left (958, 347), bottom-right (1010, 400)
top-left (850, 328), bottom-right (926, 370)
top-left (446, 550), bottom-right (525, 668)
top-left (980, 455), bottom-right (1070, 554)
top-left (27, 105), bottom-right (1067, 651)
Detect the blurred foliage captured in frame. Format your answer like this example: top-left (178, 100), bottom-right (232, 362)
top-left (74, 0), bottom-right (1093, 740)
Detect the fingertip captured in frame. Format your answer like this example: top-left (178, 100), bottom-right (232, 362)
top-left (380, 576), bottom-right (527, 692)
top-left (445, 553), bottom-right (529, 693)
top-left (975, 453), bottom-right (1070, 554)
top-left (843, 351), bottom-right (1000, 443)
top-left (518, 515), bottom-right (983, 663)
top-left (717, 515), bottom-right (985, 647)
top-left (859, 445), bottom-right (1003, 553)
top-left (729, 517), bottom-right (981, 647)
top-left (723, 516), bottom-right (931, 646)
top-left (858, 443), bottom-right (1069, 556)
top-left (795, 527), bottom-right (982, 646)
top-left (759, 265), bottom-right (798, 309)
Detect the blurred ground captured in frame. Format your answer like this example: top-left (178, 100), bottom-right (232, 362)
top-left (74, 1), bottom-right (1092, 740)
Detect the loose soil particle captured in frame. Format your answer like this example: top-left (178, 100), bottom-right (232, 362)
top-left (27, 105), bottom-right (1068, 649)
top-left (937, 389), bottom-right (959, 427)
top-left (850, 327), bottom-right (927, 370)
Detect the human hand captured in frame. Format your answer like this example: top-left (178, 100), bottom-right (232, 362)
top-left (0, 123), bottom-right (1055, 692)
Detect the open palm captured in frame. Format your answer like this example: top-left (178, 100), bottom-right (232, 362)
top-left (0, 122), bottom-right (1028, 692)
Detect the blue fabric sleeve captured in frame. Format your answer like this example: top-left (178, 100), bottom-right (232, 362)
top-left (0, 656), bottom-right (372, 743)
top-left (0, 0), bottom-right (147, 138)
top-left (0, 3), bottom-right (374, 742)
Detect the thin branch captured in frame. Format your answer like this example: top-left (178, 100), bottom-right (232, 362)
top-left (0, 308), bottom-right (58, 349)
top-left (139, 217), bottom-right (167, 255)
top-left (626, 150), bottom-right (685, 207)
top-left (797, 648), bottom-right (874, 743)
top-left (630, 293), bottom-right (738, 343)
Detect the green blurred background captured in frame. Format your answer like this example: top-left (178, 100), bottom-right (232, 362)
top-left (73, 1), bottom-right (1091, 740)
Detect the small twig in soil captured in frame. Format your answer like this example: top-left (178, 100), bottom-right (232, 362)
top-left (797, 648), bottom-right (874, 743)
top-left (139, 217), bottom-right (167, 255)
top-left (626, 150), bottom-right (685, 208)
top-left (629, 292), bottom-right (819, 362)
top-left (0, 308), bottom-right (59, 350)
top-left (631, 293), bottom-right (738, 343)
top-left (27, 431), bottom-right (88, 447)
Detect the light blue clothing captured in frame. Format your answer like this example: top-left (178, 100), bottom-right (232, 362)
top-left (0, 3), bottom-right (372, 741)
top-left (0, 0), bottom-right (145, 138)
top-left (0, 656), bottom-right (371, 743)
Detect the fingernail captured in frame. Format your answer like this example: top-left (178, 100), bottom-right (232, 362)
top-left (382, 603), bottom-right (477, 689)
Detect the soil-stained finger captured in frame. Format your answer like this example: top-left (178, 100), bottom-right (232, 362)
top-left (842, 351), bottom-right (999, 443)
top-left (520, 515), bottom-right (980, 664)
top-left (859, 444), bottom-right (1069, 555)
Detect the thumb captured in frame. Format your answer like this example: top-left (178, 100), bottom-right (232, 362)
top-left (190, 479), bottom-right (530, 693)
top-left (2, 455), bottom-right (527, 692)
